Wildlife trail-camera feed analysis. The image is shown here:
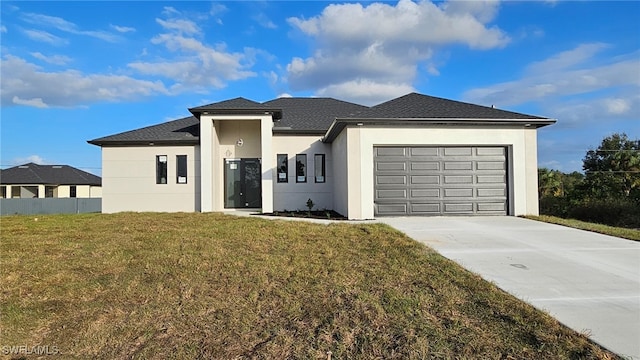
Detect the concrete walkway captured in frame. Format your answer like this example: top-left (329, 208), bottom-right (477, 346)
top-left (379, 216), bottom-right (640, 359)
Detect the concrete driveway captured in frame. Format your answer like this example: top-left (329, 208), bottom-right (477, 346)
top-left (380, 216), bottom-right (640, 359)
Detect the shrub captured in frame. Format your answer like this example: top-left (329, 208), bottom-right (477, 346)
top-left (567, 198), bottom-right (640, 228)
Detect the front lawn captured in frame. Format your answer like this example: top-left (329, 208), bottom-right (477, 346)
top-left (526, 215), bottom-right (640, 241)
top-left (1, 213), bottom-right (616, 359)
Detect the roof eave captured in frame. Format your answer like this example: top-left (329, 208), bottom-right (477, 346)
top-left (188, 107), bottom-right (283, 120)
top-left (87, 139), bottom-right (199, 147)
top-left (322, 118), bottom-right (557, 143)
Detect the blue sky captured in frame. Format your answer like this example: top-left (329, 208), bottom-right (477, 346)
top-left (1, 1), bottom-right (638, 176)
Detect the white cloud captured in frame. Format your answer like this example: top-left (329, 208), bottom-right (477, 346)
top-left (1, 25), bottom-right (7, 33)
top-left (285, 0), bottom-right (508, 102)
top-left (155, 18), bottom-right (200, 35)
top-left (128, 9), bottom-right (258, 92)
top-left (30, 52), bottom-right (72, 65)
top-left (253, 13), bottom-right (277, 29)
top-left (11, 155), bottom-right (46, 165)
top-left (316, 79), bottom-right (414, 106)
top-left (23, 29), bottom-right (68, 45)
top-left (12, 96), bottom-right (48, 108)
top-left (1, 55), bottom-right (169, 108)
top-left (463, 44), bottom-right (640, 109)
top-left (210, 3), bottom-right (228, 16)
top-left (110, 24), bottom-right (135, 33)
top-left (21, 12), bottom-right (120, 42)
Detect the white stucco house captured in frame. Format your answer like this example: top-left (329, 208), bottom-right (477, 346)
top-left (88, 93), bottom-right (555, 219)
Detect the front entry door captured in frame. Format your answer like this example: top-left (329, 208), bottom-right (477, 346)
top-left (224, 158), bottom-right (262, 208)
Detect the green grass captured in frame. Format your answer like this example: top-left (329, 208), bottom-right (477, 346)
top-left (526, 215), bottom-right (640, 241)
top-left (1, 213), bottom-right (616, 359)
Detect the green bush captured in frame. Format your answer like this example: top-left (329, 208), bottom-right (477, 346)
top-left (567, 198), bottom-right (640, 228)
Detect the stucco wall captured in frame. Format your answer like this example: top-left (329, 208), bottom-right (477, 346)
top-left (330, 130), bottom-right (349, 217)
top-left (272, 135), bottom-right (333, 212)
top-left (340, 125), bottom-right (540, 219)
top-left (101, 145), bottom-right (200, 213)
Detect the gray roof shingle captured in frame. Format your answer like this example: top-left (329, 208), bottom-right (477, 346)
top-left (264, 97), bottom-right (369, 132)
top-left (88, 116), bottom-right (199, 145)
top-left (1, 163), bottom-right (101, 185)
top-left (351, 92), bottom-right (546, 120)
top-left (89, 93), bottom-right (552, 146)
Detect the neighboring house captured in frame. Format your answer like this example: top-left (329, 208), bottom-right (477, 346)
top-left (0, 163), bottom-right (102, 199)
top-left (88, 92), bottom-right (555, 219)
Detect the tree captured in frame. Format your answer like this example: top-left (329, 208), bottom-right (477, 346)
top-left (582, 133), bottom-right (640, 199)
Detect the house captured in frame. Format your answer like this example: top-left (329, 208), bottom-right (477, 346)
top-left (88, 92), bottom-right (555, 219)
top-left (0, 163), bottom-right (102, 199)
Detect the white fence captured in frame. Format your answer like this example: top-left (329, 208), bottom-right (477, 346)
top-left (0, 198), bottom-right (101, 215)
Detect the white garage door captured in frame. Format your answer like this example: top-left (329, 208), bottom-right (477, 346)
top-left (374, 146), bottom-right (508, 216)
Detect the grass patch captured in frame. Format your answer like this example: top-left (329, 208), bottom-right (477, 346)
top-left (526, 215), bottom-right (640, 241)
top-left (1, 213), bottom-right (617, 359)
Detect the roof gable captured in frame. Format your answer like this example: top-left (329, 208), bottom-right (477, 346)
top-left (189, 97), bottom-right (265, 111)
top-left (0, 163), bottom-right (101, 186)
top-left (353, 92), bottom-right (546, 120)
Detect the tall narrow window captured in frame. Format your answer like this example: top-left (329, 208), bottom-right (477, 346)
top-left (0, 186), bottom-right (6, 198)
top-left (176, 155), bottom-right (187, 184)
top-left (156, 155), bottom-right (168, 184)
top-left (45, 186), bottom-right (55, 198)
top-left (277, 154), bottom-right (288, 183)
top-left (70, 186), bottom-right (77, 198)
top-left (296, 154), bottom-right (306, 183)
top-left (314, 154), bottom-right (326, 183)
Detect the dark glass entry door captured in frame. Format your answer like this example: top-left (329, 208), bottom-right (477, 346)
top-left (224, 158), bottom-right (262, 208)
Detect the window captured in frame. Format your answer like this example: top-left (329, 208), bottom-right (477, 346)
top-left (156, 155), bottom-right (168, 184)
top-left (0, 186), bottom-right (5, 198)
top-left (277, 154), bottom-right (288, 183)
top-left (314, 154), bottom-right (326, 183)
top-left (70, 186), bottom-right (77, 198)
top-left (176, 155), bottom-right (187, 184)
top-left (11, 186), bottom-right (20, 198)
top-left (45, 186), bottom-right (56, 198)
top-left (296, 154), bottom-right (306, 183)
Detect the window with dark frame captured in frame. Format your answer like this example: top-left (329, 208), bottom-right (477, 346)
top-left (70, 186), bottom-right (77, 198)
top-left (156, 155), bottom-right (168, 184)
top-left (296, 154), bottom-right (306, 183)
top-left (45, 186), bottom-right (55, 198)
top-left (176, 155), bottom-right (187, 184)
top-left (314, 154), bottom-right (326, 183)
top-left (1, 186), bottom-right (6, 198)
top-left (277, 154), bottom-right (288, 183)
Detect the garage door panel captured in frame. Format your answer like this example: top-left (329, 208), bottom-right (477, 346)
top-left (376, 147), bottom-right (406, 156)
top-left (411, 162), bottom-right (439, 171)
top-left (478, 202), bottom-right (506, 212)
top-left (411, 203), bottom-right (441, 214)
top-left (410, 148), bottom-right (439, 156)
top-left (376, 162), bottom-right (406, 171)
top-left (477, 161), bottom-right (505, 170)
top-left (444, 147), bottom-right (473, 156)
top-left (377, 189), bottom-right (407, 199)
top-left (477, 175), bottom-right (506, 183)
top-left (444, 161), bottom-right (473, 170)
top-left (376, 203), bottom-right (408, 215)
top-left (444, 188), bottom-right (473, 197)
top-left (374, 146), bottom-right (508, 216)
top-left (377, 175), bottom-right (407, 184)
top-left (411, 175), bottom-right (440, 184)
top-left (444, 203), bottom-right (474, 213)
top-left (411, 188), bottom-right (440, 198)
top-left (444, 175), bottom-right (473, 184)
top-left (476, 147), bottom-right (505, 156)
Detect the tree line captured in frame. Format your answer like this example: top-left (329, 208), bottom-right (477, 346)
top-left (538, 133), bottom-right (639, 228)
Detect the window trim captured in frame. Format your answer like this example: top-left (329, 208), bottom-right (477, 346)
top-left (277, 154), bottom-right (288, 183)
top-left (176, 155), bottom-right (187, 184)
top-left (296, 154), bottom-right (307, 183)
top-left (156, 155), bottom-right (168, 184)
top-left (70, 185), bottom-right (77, 198)
top-left (314, 154), bottom-right (326, 183)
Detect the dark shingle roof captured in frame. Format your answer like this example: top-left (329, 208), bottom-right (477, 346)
top-left (89, 93), bottom-right (553, 146)
top-left (88, 116), bottom-right (199, 146)
top-left (0, 163), bottom-right (101, 186)
top-left (264, 97), bottom-right (369, 132)
top-left (351, 93), bottom-right (547, 120)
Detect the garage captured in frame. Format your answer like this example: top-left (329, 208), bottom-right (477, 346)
top-left (374, 146), bottom-right (508, 216)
